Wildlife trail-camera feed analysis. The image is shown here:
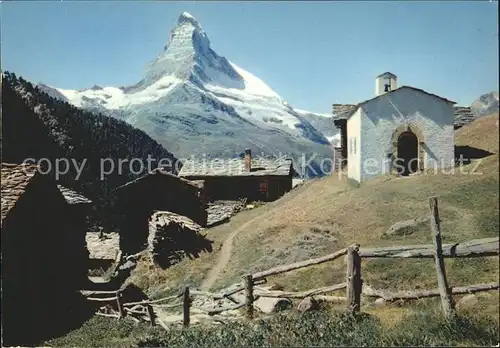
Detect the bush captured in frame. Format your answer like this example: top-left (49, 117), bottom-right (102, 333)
top-left (134, 310), bottom-right (498, 348)
top-left (46, 309), bottom-right (499, 347)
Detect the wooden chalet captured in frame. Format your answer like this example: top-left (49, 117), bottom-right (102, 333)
top-left (1, 163), bottom-right (91, 346)
top-left (114, 168), bottom-right (207, 255)
top-left (178, 149), bottom-right (297, 202)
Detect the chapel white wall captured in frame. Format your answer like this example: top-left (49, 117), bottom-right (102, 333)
top-left (358, 87), bottom-right (455, 181)
top-left (347, 108), bottom-right (362, 182)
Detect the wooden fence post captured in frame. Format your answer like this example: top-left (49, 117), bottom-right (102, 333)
top-left (244, 274), bottom-right (254, 319)
top-left (147, 304), bottom-right (156, 326)
top-left (183, 287), bottom-right (190, 327)
top-left (116, 292), bottom-right (125, 318)
top-left (429, 197), bottom-right (455, 319)
top-left (346, 245), bottom-right (362, 313)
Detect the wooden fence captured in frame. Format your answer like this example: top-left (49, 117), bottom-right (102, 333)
top-left (82, 196), bottom-right (499, 326)
top-left (243, 196), bottom-right (499, 320)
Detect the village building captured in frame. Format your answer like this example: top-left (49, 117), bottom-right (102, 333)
top-left (114, 168), bottom-right (207, 255)
top-left (1, 163), bottom-right (91, 346)
top-left (178, 149), bottom-right (297, 202)
top-left (333, 72), bottom-right (456, 182)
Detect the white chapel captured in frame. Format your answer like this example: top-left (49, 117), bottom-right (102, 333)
top-left (333, 72), bottom-right (456, 182)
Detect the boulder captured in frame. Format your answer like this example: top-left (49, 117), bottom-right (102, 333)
top-left (457, 294), bottom-right (478, 310)
top-left (374, 298), bottom-right (387, 307)
top-left (232, 290), bottom-right (292, 314)
top-left (384, 217), bottom-right (429, 237)
top-left (254, 297), bottom-right (292, 313)
top-left (297, 297), bottom-right (319, 312)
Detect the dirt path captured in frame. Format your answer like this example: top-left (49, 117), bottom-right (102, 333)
top-left (199, 183), bottom-right (314, 291)
top-left (200, 214), bottom-right (262, 291)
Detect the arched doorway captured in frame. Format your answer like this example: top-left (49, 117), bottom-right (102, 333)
top-left (397, 131), bottom-right (419, 176)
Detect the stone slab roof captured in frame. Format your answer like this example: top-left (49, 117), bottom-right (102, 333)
top-left (114, 168), bottom-right (203, 191)
top-left (86, 232), bottom-right (120, 260)
top-left (1, 163), bottom-right (39, 225)
top-left (149, 210), bottom-right (204, 232)
top-left (178, 157), bottom-right (294, 177)
top-left (57, 185), bottom-right (93, 205)
top-left (453, 106), bottom-right (475, 129)
top-left (332, 104), bottom-right (357, 120)
top-left (1, 163), bottom-right (92, 226)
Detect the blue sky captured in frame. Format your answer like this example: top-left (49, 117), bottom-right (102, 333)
top-left (1, 1), bottom-right (498, 113)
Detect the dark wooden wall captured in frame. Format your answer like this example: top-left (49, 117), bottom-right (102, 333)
top-left (115, 174), bottom-right (207, 255)
top-left (184, 175), bottom-right (292, 203)
top-left (1, 176), bottom-right (88, 346)
top-left (334, 119), bottom-right (348, 163)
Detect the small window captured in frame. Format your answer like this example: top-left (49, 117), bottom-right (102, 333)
top-left (353, 137), bottom-right (357, 155)
top-left (259, 181), bottom-right (267, 193)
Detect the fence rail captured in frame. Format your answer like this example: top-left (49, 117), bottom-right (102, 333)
top-left (80, 196), bottom-right (499, 327)
top-left (237, 196), bottom-right (499, 319)
top-left (358, 237), bottom-right (498, 258)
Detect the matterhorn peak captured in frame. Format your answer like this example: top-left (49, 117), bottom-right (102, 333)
top-left (163, 11), bottom-right (209, 54)
top-left (177, 12), bottom-right (199, 26)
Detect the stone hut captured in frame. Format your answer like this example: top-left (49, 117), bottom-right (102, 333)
top-left (114, 168), bottom-right (207, 256)
top-left (178, 149), bottom-right (297, 202)
top-left (1, 163), bottom-right (90, 346)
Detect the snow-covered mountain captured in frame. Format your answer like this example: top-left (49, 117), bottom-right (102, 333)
top-left (294, 109), bottom-right (340, 147)
top-left (471, 91), bottom-right (499, 118)
top-left (39, 12), bottom-right (333, 175)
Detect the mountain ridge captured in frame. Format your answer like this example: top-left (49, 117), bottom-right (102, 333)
top-left (38, 12), bottom-right (334, 176)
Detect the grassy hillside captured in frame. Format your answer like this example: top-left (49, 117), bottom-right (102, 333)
top-left (455, 113), bottom-right (499, 154)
